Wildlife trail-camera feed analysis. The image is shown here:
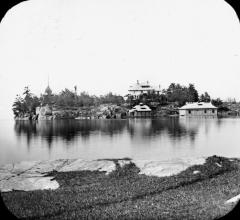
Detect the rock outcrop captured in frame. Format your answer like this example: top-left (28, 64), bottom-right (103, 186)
top-left (0, 157), bottom-right (205, 192)
top-left (36, 105), bottom-right (54, 120)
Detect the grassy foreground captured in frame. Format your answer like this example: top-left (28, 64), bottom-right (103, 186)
top-left (2, 156), bottom-right (240, 219)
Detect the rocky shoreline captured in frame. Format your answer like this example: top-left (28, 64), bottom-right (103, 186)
top-left (14, 104), bottom-right (180, 121)
top-left (15, 104), bottom-right (130, 121)
top-left (1, 156), bottom-right (240, 219)
top-left (0, 157), bottom-right (205, 192)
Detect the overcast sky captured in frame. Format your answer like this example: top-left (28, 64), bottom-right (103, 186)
top-left (0, 0), bottom-right (239, 119)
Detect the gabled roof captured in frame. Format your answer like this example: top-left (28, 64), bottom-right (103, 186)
top-left (179, 102), bottom-right (217, 110)
top-left (128, 81), bottom-right (160, 92)
top-left (129, 103), bottom-right (152, 112)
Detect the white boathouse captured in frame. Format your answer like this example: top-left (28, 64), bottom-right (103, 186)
top-left (179, 102), bottom-right (218, 117)
top-left (129, 103), bottom-right (152, 117)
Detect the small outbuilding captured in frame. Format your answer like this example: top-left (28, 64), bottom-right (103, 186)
top-left (178, 102), bottom-right (218, 117)
top-left (129, 103), bottom-right (152, 117)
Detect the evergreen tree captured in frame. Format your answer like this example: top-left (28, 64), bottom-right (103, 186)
top-left (199, 92), bottom-right (211, 102)
top-left (211, 98), bottom-right (223, 107)
top-left (187, 84), bottom-right (199, 102)
top-left (12, 87), bottom-right (40, 117)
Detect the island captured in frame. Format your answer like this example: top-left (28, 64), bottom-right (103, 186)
top-left (12, 81), bottom-right (240, 120)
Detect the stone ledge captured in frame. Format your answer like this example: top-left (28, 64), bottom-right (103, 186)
top-left (0, 157), bottom-right (207, 192)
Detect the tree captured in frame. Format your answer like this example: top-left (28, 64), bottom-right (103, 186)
top-left (187, 84), bottom-right (199, 102)
top-left (98, 92), bottom-right (124, 105)
top-left (55, 89), bottom-right (76, 107)
top-left (78, 91), bottom-right (94, 106)
top-left (23, 86), bottom-right (37, 113)
top-left (12, 95), bottom-right (24, 116)
top-left (165, 83), bottom-right (188, 106)
top-left (199, 92), bottom-right (211, 102)
top-left (12, 87), bottom-right (40, 117)
top-left (211, 98), bottom-right (223, 107)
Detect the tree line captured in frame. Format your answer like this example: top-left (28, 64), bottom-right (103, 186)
top-left (12, 87), bottom-right (124, 117)
top-left (128, 83), bottom-right (223, 107)
top-left (12, 83), bottom-right (225, 117)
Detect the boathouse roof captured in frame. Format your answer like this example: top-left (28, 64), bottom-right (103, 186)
top-left (179, 102), bottom-right (217, 110)
top-left (129, 103), bottom-right (152, 112)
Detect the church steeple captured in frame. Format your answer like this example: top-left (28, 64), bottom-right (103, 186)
top-left (44, 75), bottom-right (52, 95)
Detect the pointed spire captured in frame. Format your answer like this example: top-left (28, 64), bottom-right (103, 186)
top-left (45, 74), bottom-right (52, 95)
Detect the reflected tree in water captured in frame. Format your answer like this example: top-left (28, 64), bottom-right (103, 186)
top-left (14, 120), bottom-right (128, 148)
top-left (14, 121), bottom-right (38, 148)
top-left (14, 119), bottom-right (201, 150)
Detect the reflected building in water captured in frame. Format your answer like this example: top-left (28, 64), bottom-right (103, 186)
top-left (14, 118), bottom-right (203, 149)
top-left (127, 118), bottom-right (199, 144)
top-left (9, 117), bottom-right (237, 163)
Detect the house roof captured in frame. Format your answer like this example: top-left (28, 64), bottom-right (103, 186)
top-left (179, 102), bottom-right (217, 110)
top-left (129, 103), bottom-right (152, 112)
top-left (128, 81), bottom-right (160, 92)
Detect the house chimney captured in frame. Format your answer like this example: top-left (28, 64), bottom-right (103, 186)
top-left (137, 80), bottom-right (139, 84)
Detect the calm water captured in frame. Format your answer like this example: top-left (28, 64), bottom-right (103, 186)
top-left (0, 118), bottom-right (240, 165)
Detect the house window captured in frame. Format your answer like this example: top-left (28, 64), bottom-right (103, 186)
top-left (204, 110), bottom-right (207, 114)
top-left (212, 110), bottom-right (215, 113)
top-left (188, 110), bottom-right (191, 114)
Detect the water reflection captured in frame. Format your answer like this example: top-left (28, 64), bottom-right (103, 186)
top-left (127, 118), bottom-right (198, 141)
top-left (4, 117), bottom-right (239, 163)
top-left (14, 118), bottom-right (206, 148)
top-left (14, 120), bottom-right (128, 146)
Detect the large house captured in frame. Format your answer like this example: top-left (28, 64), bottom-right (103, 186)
top-left (127, 81), bottom-right (160, 100)
top-left (178, 102), bottom-right (218, 117)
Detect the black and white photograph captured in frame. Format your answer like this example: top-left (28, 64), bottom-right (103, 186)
top-left (0, 0), bottom-right (240, 219)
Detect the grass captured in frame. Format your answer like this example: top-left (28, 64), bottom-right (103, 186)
top-left (1, 156), bottom-right (240, 219)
